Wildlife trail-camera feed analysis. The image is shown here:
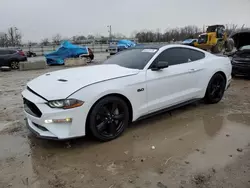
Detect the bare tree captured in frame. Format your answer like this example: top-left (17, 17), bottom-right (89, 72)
top-left (0, 33), bottom-right (8, 47)
top-left (7, 27), bottom-right (22, 46)
top-left (72, 35), bottom-right (86, 44)
top-left (87, 35), bottom-right (95, 39)
top-left (41, 38), bottom-right (50, 46)
top-left (113, 33), bottom-right (126, 39)
top-left (52, 34), bottom-right (62, 45)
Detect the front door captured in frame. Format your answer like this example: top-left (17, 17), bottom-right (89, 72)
top-left (145, 47), bottom-right (206, 113)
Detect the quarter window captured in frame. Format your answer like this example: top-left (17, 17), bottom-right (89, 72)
top-left (151, 47), bottom-right (205, 68)
top-left (188, 49), bottom-right (205, 61)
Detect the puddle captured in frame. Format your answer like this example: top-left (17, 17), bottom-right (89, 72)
top-left (1, 76), bottom-right (250, 187)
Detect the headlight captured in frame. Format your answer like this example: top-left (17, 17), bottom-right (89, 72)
top-left (47, 99), bottom-right (84, 109)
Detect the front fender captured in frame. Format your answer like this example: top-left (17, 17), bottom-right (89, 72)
top-left (69, 72), bottom-right (147, 124)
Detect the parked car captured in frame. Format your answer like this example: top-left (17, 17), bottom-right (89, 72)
top-left (26, 51), bottom-right (37, 57)
top-left (182, 39), bottom-right (198, 46)
top-left (108, 40), bottom-right (136, 55)
top-left (45, 41), bottom-right (94, 65)
top-left (0, 48), bottom-right (27, 69)
top-left (231, 45), bottom-right (250, 77)
top-left (229, 30), bottom-right (250, 77)
top-left (22, 44), bottom-right (231, 141)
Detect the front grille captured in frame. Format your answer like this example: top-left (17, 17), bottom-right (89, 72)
top-left (23, 98), bottom-right (42, 117)
top-left (233, 63), bottom-right (250, 68)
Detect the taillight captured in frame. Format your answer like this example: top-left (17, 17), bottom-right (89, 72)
top-left (18, 50), bottom-right (25, 56)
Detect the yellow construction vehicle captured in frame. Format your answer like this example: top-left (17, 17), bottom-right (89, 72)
top-left (194, 25), bottom-right (234, 53)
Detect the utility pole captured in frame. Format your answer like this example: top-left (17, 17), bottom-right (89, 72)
top-left (107, 25), bottom-right (112, 40)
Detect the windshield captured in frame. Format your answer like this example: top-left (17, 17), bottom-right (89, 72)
top-left (239, 45), bottom-right (250, 51)
top-left (103, 48), bottom-right (158, 69)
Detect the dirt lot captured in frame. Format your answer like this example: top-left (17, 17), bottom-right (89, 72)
top-left (1, 67), bottom-right (250, 188)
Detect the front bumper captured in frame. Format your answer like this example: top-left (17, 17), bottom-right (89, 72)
top-left (22, 89), bottom-right (88, 140)
top-left (232, 64), bottom-right (250, 76)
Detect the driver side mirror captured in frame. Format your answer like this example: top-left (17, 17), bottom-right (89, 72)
top-left (151, 61), bottom-right (169, 71)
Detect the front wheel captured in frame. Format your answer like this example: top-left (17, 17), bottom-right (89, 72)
top-left (204, 73), bottom-right (226, 104)
top-left (211, 41), bottom-right (223, 54)
top-left (10, 61), bottom-right (19, 69)
top-left (88, 96), bottom-right (129, 141)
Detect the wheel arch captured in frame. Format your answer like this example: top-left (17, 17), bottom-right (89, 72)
top-left (216, 71), bottom-right (226, 81)
top-left (8, 58), bottom-right (19, 63)
top-left (85, 93), bottom-right (133, 133)
top-left (202, 70), bottom-right (227, 97)
top-left (207, 70), bottom-right (227, 87)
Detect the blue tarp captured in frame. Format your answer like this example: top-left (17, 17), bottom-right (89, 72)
top-left (45, 41), bottom-right (89, 65)
top-left (117, 40), bottom-right (136, 48)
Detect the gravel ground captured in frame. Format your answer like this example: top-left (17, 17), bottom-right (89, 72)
top-left (1, 63), bottom-right (250, 188)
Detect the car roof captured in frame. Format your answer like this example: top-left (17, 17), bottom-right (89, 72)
top-left (131, 43), bottom-right (202, 49)
top-left (131, 44), bottom-right (166, 49)
top-left (0, 48), bottom-right (9, 50)
top-left (130, 44), bottom-right (209, 54)
top-left (0, 48), bottom-right (17, 51)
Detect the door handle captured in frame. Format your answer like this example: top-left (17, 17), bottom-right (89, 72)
top-left (188, 68), bottom-right (199, 73)
top-left (188, 69), bottom-right (196, 73)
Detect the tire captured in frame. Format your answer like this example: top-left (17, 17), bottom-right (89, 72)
top-left (225, 38), bottom-right (234, 52)
top-left (0, 66), bottom-right (11, 72)
top-left (211, 41), bottom-right (223, 54)
top-left (204, 73), bottom-right (226, 104)
top-left (10, 61), bottom-right (19, 69)
top-left (88, 96), bottom-right (129, 142)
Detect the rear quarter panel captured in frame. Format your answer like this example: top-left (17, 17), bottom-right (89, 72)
top-left (200, 54), bottom-right (232, 96)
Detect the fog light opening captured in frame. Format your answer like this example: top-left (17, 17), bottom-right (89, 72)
top-left (44, 118), bottom-right (72, 124)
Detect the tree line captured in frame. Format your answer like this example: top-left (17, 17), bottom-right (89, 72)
top-left (0, 27), bottom-right (22, 47)
top-left (0, 24), bottom-right (247, 47)
top-left (134, 24), bottom-right (242, 43)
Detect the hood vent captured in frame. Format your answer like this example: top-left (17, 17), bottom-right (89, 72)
top-left (57, 79), bottom-right (68, 82)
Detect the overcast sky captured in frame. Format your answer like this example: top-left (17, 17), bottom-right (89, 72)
top-left (0, 0), bottom-right (250, 42)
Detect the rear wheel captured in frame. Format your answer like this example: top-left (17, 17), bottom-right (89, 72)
top-left (88, 96), bottom-right (129, 141)
top-left (204, 73), bottom-right (226, 104)
top-left (10, 61), bottom-right (19, 69)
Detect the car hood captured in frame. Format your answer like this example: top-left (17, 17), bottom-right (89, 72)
top-left (232, 48), bottom-right (250, 62)
top-left (27, 64), bottom-right (139, 101)
top-left (231, 30), bottom-right (250, 49)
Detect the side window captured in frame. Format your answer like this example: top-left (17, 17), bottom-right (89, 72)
top-left (188, 49), bottom-right (205, 61)
top-left (151, 47), bottom-right (205, 68)
top-left (8, 50), bottom-right (16, 54)
top-left (152, 48), bottom-right (190, 67)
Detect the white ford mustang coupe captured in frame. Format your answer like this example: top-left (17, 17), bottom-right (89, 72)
top-left (22, 44), bottom-right (232, 141)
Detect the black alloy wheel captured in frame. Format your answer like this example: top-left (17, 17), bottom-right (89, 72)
top-left (204, 73), bottom-right (226, 104)
top-left (89, 96), bottom-right (129, 141)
